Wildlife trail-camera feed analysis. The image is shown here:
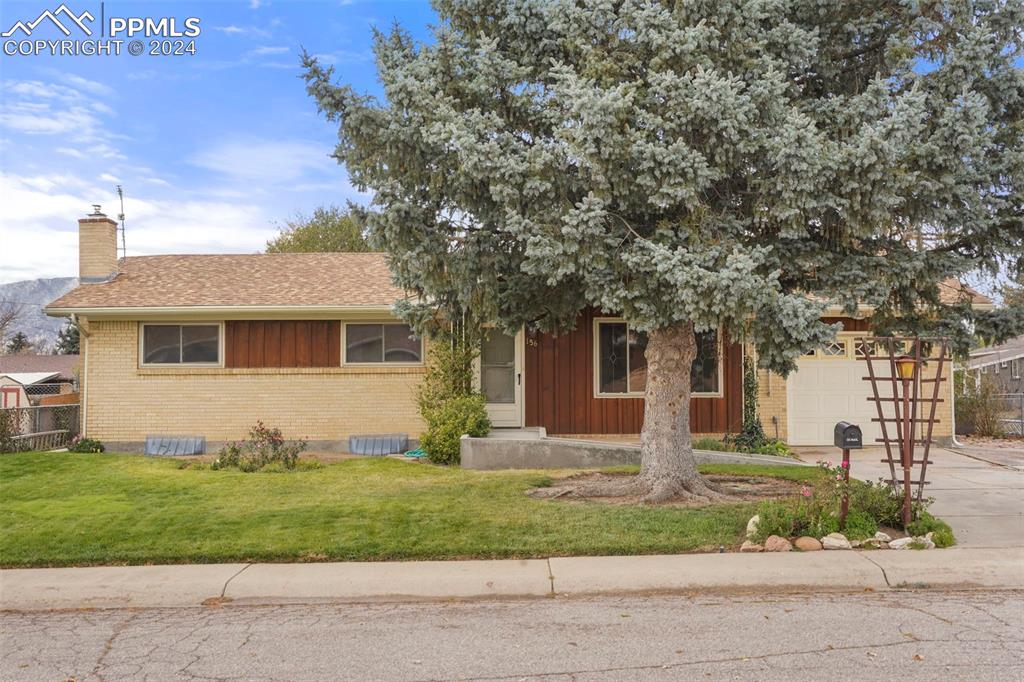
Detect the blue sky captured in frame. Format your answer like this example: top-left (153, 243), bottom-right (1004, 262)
top-left (0, 0), bottom-right (437, 283)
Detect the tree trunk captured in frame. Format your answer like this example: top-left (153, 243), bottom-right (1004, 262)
top-left (637, 322), bottom-right (722, 503)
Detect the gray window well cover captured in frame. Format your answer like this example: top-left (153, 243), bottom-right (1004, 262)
top-left (145, 436), bottom-right (206, 456)
top-left (348, 434), bottom-right (408, 456)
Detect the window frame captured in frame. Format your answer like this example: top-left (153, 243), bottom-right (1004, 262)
top-left (138, 322), bottom-right (224, 368)
top-left (341, 321), bottom-right (424, 366)
top-left (592, 317), bottom-right (722, 399)
top-left (1013, 358), bottom-right (1021, 380)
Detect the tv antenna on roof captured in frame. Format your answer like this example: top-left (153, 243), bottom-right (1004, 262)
top-left (116, 185), bottom-right (127, 260)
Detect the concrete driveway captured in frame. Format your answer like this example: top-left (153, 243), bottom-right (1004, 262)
top-left (794, 445), bottom-right (1024, 548)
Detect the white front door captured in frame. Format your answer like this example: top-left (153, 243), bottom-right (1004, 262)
top-left (479, 329), bottom-right (523, 427)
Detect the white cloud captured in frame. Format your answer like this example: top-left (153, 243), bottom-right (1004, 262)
top-left (189, 138), bottom-right (336, 186)
top-left (0, 172), bottom-right (277, 284)
top-left (249, 45), bottom-right (289, 56)
top-left (58, 74), bottom-right (114, 97)
top-left (249, 0), bottom-right (265, 8)
top-left (212, 24), bottom-right (271, 38)
top-left (0, 78), bottom-right (124, 159)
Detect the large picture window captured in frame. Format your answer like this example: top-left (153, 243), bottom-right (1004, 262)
top-left (595, 320), bottom-right (719, 396)
top-left (141, 324), bottom-right (220, 365)
top-left (344, 323), bottom-right (422, 364)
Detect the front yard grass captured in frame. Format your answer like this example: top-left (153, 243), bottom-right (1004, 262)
top-left (0, 452), bottom-right (817, 567)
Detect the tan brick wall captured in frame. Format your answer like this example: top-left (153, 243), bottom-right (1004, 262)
top-left (83, 320), bottom-right (426, 444)
top-left (920, 354), bottom-right (954, 439)
top-left (79, 218), bottom-right (118, 280)
top-left (755, 368), bottom-right (789, 442)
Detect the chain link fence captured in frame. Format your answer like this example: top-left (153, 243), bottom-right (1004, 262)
top-left (996, 393), bottom-right (1024, 437)
top-left (0, 382), bottom-right (80, 452)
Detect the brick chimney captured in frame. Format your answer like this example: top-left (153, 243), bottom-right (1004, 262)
top-left (79, 205), bottom-right (118, 282)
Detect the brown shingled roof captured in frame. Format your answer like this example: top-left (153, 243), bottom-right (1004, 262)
top-left (0, 354), bottom-right (80, 381)
top-left (46, 253), bottom-right (406, 311)
top-left (937, 279), bottom-right (993, 307)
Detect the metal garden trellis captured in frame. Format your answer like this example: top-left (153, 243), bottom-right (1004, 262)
top-left (860, 336), bottom-right (951, 527)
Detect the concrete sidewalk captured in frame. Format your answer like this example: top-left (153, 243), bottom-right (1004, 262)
top-left (3, 548), bottom-right (1021, 611)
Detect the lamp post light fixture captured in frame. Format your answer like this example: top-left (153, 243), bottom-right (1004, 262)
top-left (895, 354), bottom-right (919, 526)
top-left (896, 355), bottom-right (918, 380)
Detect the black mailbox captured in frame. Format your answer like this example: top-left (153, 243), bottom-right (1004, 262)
top-left (834, 421), bottom-right (863, 449)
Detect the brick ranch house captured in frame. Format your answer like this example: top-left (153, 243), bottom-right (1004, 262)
top-left (46, 209), bottom-right (992, 452)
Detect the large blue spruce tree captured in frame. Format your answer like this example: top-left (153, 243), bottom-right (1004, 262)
top-left (306, 0), bottom-right (1023, 501)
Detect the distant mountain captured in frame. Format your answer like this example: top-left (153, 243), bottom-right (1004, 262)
top-left (0, 277), bottom-right (78, 352)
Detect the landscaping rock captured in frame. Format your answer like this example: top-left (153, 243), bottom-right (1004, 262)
top-left (794, 536), bottom-right (822, 551)
top-left (746, 515), bottom-right (760, 539)
top-left (822, 533), bottom-right (852, 550)
top-left (888, 536), bottom-right (935, 550)
top-left (860, 538), bottom-right (889, 550)
top-left (740, 540), bottom-right (763, 553)
top-left (874, 531), bottom-right (892, 543)
top-left (763, 535), bottom-right (792, 552)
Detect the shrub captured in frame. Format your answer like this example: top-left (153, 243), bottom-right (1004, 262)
top-left (751, 461), bottom-right (951, 545)
top-left (416, 339), bottom-right (478, 423)
top-left (692, 437), bottom-right (730, 452)
top-left (731, 357), bottom-right (769, 451)
top-left (420, 395), bottom-right (491, 465)
top-left (841, 510), bottom-right (878, 541)
top-left (907, 511), bottom-right (956, 547)
top-left (748, 440), bottom-right (794, 457)
top-left (68, 436), bottom-right (105, 453)
top-left (955, 375), bottom-right (1005, 437)
top-left (211, 421), bottom-right (307, 472)
top-left (752, 500), bottom-right (797, 541)
top-left (847, 478), bottom-right (904, 528)
top-left (0, 409), bottom-right (25, 454)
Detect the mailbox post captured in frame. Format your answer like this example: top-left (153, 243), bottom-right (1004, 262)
top-left (834, 422), bottom-right (863, 529)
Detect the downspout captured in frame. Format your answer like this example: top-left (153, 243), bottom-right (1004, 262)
top-left (949, 364), bottom-right (965, 448)
top-left (73, 314), bottom-right (90, 438)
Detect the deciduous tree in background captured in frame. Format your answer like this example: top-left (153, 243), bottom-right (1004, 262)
top-left (266, 205), bottom-right (370, 253)
top-left (0, 298), bottom-right (24, 351)
top-left (305, 1), bottom-right (1023, 501)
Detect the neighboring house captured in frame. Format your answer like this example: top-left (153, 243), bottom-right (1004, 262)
top-left (964, 336), bottom-right (1024, 394)
top-left (46, 209), bottom-right (991, 451)
top-left (0, 354), bottom-right (79, 409)
top-left (0, 354), bottom-right (79, 388)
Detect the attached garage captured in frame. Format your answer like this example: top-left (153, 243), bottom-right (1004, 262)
top-left (786, 334), bottom-right (891, 446)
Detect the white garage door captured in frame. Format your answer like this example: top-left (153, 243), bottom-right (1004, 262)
top-left (787, 338), bottom-right (889, 446)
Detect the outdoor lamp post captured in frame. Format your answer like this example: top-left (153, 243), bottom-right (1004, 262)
top-left (895, 355), bottom-right (918, 526)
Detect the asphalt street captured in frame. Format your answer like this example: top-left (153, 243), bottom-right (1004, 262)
top-left (2, 590), bottom-right (1021, 681)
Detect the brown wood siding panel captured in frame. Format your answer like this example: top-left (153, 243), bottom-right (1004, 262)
top-left (223, 321), bottom-right (342, 369)
top-left (310, 321), bottom-right (329, 367)
top-left (250, 322), bottom-right (265, 368)
top-left (264, 321), bottom-right (281, 367)
top-left (524, 309), bottom-right (742, 435)
top-left (296, 321), bottom-right (312, 367)
top-left (280, 322), bottom-right (296, 367)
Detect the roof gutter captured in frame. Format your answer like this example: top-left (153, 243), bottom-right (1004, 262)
top-left (45, 304), bottom-right (398, 320)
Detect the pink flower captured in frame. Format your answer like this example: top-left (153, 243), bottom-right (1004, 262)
top-left (801, 486), bottom-right (812, 498)
top-left (841, 460), bottom-right (849, 468)
top-left (835, 474), bottom-right (843, 481)
top-left (825, 460), bottom-right (833, 468)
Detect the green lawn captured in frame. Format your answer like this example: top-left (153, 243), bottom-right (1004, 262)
top-left (0, 452), bottom-right (817, 567)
